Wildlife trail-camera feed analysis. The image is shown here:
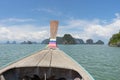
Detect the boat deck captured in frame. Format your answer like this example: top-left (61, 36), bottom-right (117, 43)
top-left (0, 48), bottom-right (94, 80)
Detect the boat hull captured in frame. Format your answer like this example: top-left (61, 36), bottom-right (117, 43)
top-left (1, 67), bottom-right (82, 80)
top-left (0, 48), bottom-right (94, 80)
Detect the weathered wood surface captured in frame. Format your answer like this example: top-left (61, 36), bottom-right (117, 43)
top-left (50, 20), bottom-right (58, 39)
top-left (0, 48), bottom-right (94, 80)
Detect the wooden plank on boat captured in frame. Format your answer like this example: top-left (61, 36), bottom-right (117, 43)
top-left (0, 48), bottom-right (94, 80)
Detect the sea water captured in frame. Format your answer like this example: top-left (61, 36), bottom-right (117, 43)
top-left (0, 44), bottom-right (120, 80)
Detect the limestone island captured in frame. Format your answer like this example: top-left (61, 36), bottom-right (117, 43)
top-left (41, 34), bottom-right (104, 45)
top-left (108, 31), bottom-right (120, 47)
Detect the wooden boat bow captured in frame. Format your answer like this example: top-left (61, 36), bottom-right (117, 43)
top-left (0, 20), bottom-right (94, 80)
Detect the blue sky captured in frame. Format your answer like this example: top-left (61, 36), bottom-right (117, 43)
top-left (0, 0), bottom-right (120, 43)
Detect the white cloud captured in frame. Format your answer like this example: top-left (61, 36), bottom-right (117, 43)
top-left (59, 13), bottom-right (120, 43)
top-left (37, 8), bottom-right (54, 13)
top-left (115, 13), bottom-right (120, 19)
top-left (0, 13), bottom-right (120, 43)
top-left (0, 18), bottom-right (35, 23)
top-left (33, 8), bottom-right (62, 16)
top-left (0, 25), bottom-right (49, 42)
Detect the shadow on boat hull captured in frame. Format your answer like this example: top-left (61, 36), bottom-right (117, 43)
top-left (0, 67), bottom-right (82, 80)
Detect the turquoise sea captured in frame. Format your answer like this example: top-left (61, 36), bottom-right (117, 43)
top-left (0, 44), bottom-right (120, 80)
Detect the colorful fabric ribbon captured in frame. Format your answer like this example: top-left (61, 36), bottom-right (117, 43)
top-left (49, 39), bottom-right (57, 48)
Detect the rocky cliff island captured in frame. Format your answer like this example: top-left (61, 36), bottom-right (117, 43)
top-left (41, 34), bottom-right (104, 45)
top-left (108, 32), bottom-right (120, 47)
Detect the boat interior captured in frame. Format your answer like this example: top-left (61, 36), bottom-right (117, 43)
top-left (0, 67), bottom-right (83, 80)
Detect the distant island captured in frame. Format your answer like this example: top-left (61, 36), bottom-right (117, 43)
top-left (21, 41), bottom-right (37, 44)
top-left (108, 31), bottom-right (120, 47)
top-left (4, 34), bottom-right (104, 45)
top-left (41, 34), bottom-right (104, 45)
top-left (5, 41), bottom-right (38, 44)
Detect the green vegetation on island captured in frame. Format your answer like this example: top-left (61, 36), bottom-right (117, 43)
top-left (4, 34), bottom-right (104, 45)
top-left (41, 34), bottom-right (104, 45)
top-left (62, 34), bottom-right (76, 44)
top-left (108, 32), bottom-right (120, 47)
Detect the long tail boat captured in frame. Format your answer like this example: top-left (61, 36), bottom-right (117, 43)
top-left (0, 21), bottom-right (94, 80)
